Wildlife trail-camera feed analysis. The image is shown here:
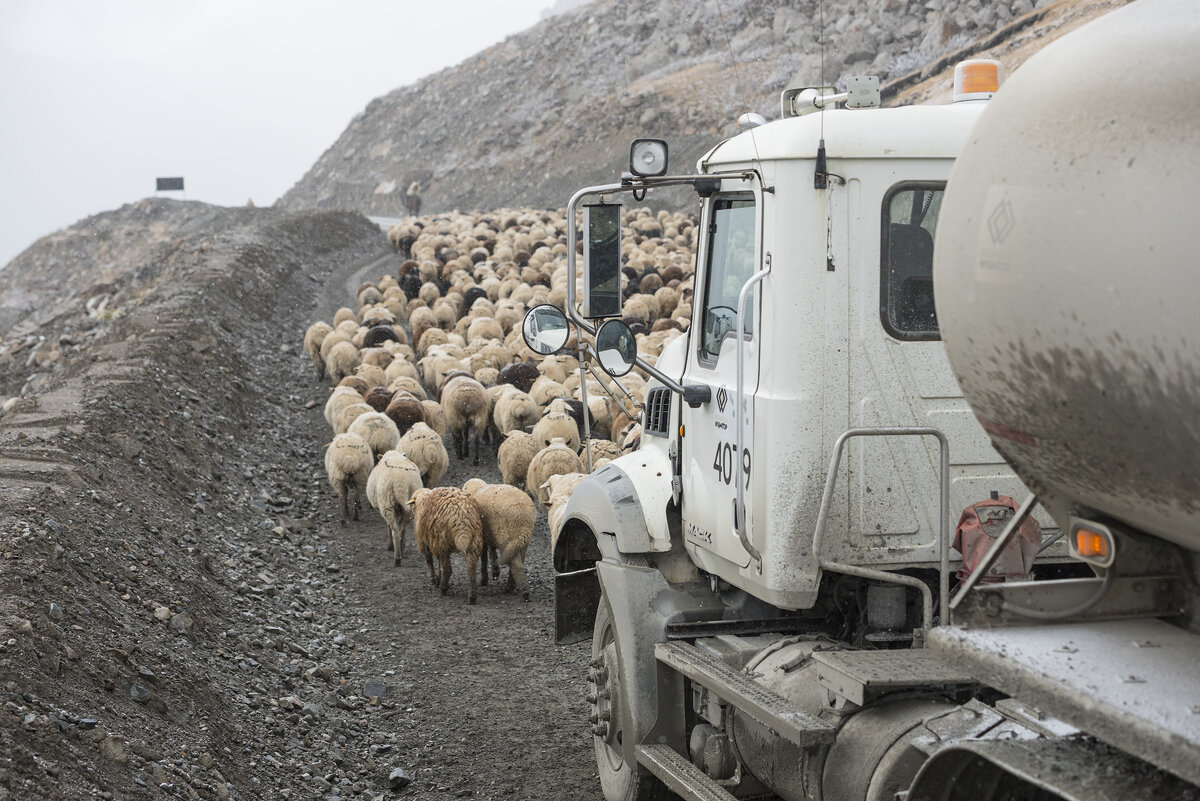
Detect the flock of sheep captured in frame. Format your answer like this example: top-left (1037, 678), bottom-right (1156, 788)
top-left (302, 207), bottom-right (697, 604)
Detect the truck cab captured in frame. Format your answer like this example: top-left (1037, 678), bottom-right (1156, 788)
top-left (670, 99), bottom-right (1036, 612)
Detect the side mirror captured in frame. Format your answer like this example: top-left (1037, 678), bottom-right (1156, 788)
top-left (595, 319), bottom-right (637, 376)
top-left (522, 304), bottom-right (571, 356)
top-left (581, 202), bottom-right (623, 319)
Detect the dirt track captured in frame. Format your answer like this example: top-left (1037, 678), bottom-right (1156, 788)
top-left (0, 201), bottom-right (595, 800)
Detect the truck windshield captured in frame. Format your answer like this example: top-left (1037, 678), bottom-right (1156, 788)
top-left (700, 196), bottom-right (756, 361)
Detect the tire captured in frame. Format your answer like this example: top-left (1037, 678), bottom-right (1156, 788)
top-left (591, 592), bottom-right (667, 801)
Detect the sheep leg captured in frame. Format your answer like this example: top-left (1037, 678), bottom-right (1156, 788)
top-left (490, 545), bottom-right (500, 580)
top-left (337, 480), bottom-right (350, 521)
top-left (423, 548), bottom-right (438, 588)
top-left (472, 430), bottom-right (480, 466)
top-left (438, 554), bottom-right (452, 595)
top-left (480, 546), bottom-right (489, 587)
top-left (352, 486), bottom-right (361, 521)
top-left (509, 556), bottom-right (530, 601)
top-left (465, 552), bottom-right (478, 605)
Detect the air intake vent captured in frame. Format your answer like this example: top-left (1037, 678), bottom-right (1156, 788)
top-left (644, 387), bottom-right (672, 438)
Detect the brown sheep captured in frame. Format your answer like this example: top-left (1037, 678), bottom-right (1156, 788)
top-left (364, 386), bottom-right (393, 412)
top-left (411, 487), bottom-right (483, 604)
top-left (384, 393), bottom-right (426, 437)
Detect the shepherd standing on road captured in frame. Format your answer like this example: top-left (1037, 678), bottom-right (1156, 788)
top-left (405, 180), bottom-right (422, 216)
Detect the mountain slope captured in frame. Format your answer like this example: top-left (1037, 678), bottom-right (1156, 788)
top-left (280, 0), bottom-right (1126, 217)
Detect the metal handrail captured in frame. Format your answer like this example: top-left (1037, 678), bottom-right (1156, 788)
top-left (733, 260), bottom-right (770, 572)
top-left (810, 427), bottom-right (951, 638)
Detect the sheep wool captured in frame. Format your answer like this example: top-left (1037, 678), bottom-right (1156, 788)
top-left (325, 340), bottom-right (361, 384)
top-left (324, 386), bottom-right (365, 430)
top-left (325, 433), bottom-right (373, 521)
top-left (441, 375), bottom-right (489, 465)
top-left (303, 321), bottom-right (333, 379)
top-left (498, 430), bottom-right (538, 489)
top-left (525, 438), bottom-right (585, 507)
top-left (493, 388), bottom-right (539, 437)
top-left (532, 410), bottom-right (581, 453)
top-left (347, 411), bottom-right (401, 462)
top-left (398, 422), bottom-right (449, 488)
top-left (367, 451), bottom-right (424, 566)
top-left (420, 400), bottom-right (448, 438)
top-left (334, 402), bottom-right (374, 436)
top-left (466, 482), bottom-right (535, 600)
top-left (544, 471), bottom-right (588, 552)
top-left (411, 487), bottom-right (483, 605)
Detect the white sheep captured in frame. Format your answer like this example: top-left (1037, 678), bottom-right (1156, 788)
top-left (582, 438), bottom-right (622, 465)
top-left (303, 321), bottom-right (333, 379)
top-left (525, 437), bottom-right (585, 507)
top-left (529, 376), bottom-right (568, 406)
top-left (353, 362), bottom-right (388, 389)
top-left (334, 402), bottom-right (374, 435)
top-left (532, 410), bottom-right (580, 453)
top-left (493, 387), bottom-right (540, 437)
top-left (398, 422), bottom-right (448, 487)
top-left (420, 400), bottom-right (448, 437)
top-left (324, 385), bottom-right (364, 429)
top-left (498, 430), bottom-right (538, 489)
top-left (325, 433), bottom-right (373, 521)
top-left (387, 374), bottom-right (427, 401)
top-left (325, 340), bottom-right (361, 384)
top-left (464, 480), bottom-right (535, 600)
top-left (367, 450), bottom-right (423, 565)
top-left (411, 487), bottom-right (483, 604)
top-left (347, 411), bottom-right (401, 461)
top-left (441, 374), bottom-right (489, 465)
top-left (543, 471), bottom-right (588, 552)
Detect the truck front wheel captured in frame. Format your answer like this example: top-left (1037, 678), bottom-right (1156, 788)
top-left (591, 592), bottom-right (665, 801)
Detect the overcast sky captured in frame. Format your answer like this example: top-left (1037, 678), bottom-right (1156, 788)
top-left (0, 0), bottom-right (554, 268)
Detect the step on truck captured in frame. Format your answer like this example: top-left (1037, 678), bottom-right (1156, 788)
top-left (521, 2), bottom-right (1200, 798)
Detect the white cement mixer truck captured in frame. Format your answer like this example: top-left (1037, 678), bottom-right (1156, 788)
top-left (523, 1), bottom-right (1199, 797)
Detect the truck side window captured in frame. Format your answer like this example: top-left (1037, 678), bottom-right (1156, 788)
top-left (700, 197), bottom-right (757, 361)
top-left (881, 184), bottom-right (944, 340)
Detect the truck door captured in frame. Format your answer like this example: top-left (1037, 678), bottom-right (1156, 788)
top-left (847, 181), bottom-right (1041, 556)
top-left (680, 190), bottom-right (760, 568)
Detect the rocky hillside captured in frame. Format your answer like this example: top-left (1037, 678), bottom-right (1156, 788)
top-left (279, 0), bottom-right (1128, 217)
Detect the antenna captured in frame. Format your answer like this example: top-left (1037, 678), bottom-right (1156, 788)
top-left (815, 0), bottom-right (829, 189)
top-left (713, 0), bottom-right (763, 167)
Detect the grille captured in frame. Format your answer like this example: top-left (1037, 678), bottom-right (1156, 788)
top-left (644, 387), bottom-right (672, 438)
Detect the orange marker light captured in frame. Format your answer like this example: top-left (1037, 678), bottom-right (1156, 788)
top-left (954, 59), bottom-right (1002, 102)
top-left (1074, 529), bottom-right (1110, 559)
top-left (1068, 519), bottom-right (1116, 568)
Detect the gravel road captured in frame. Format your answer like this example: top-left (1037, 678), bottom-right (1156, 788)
top-left (0, 200), bottom-right (597, 800)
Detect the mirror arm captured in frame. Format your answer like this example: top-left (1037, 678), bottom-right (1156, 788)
top-left (585, 361), bottom-right (642, 421)
top-left (575, 334), bottom-right (594, 472)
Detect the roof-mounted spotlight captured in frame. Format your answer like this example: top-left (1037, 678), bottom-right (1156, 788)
top-left (629, 138), bottom-right (669, 177)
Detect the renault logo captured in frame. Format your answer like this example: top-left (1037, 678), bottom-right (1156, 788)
top-left (716, 387), bottom-right (729, 413)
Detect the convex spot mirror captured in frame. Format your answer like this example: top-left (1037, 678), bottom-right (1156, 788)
top-left (522, 304), bottom-right (570, 356)
top-left (595, 318), bottom-right (637, 376)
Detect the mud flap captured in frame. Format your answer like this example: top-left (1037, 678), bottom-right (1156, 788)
top-left (555, 567), bottom-right (601, 644)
